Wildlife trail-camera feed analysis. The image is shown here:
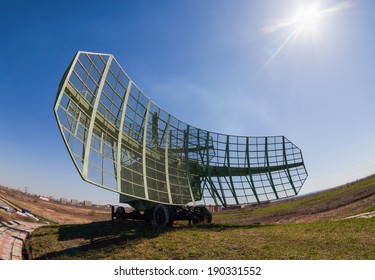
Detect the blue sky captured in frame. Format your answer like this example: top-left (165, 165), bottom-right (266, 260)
top-left (1, 0), bottom-right (374, 205)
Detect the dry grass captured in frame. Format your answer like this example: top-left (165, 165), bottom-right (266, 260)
top-left (28, 218), bottom-right (375, 260)
top-left (0, 210), bottom-right (14, 222)
top-left (214, 174), bottom-right (375, 225)
top-left (2, 174), bottom-right (375, 260)
top-left (0, 187), bottom-right (110, 224)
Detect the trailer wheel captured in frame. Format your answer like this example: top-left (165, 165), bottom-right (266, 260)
top-left (193, 206), bottom-right (212, 224)
top-left (115, 206), bottom-right (126, 220)
top-left (153, 204), bottom-right (173, 227)
top-left (191, 213), bottom-right (200, 225)
top-left (204, 211), bottom-right (212, 224)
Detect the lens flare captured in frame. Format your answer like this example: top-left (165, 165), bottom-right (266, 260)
top-left (260, 1), bottom-right (352, 70)
top-left (293, 4), bottom-right (322, 31)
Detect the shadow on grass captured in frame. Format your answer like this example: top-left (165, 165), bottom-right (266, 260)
top-left (34, 220), bottom-right (273, 259)
top-left (177, 222), bottom-right (271, 231)
top-left (57, 220), bottom-right (161, 241)
top-left (35, 220), bottom-right (169, 259)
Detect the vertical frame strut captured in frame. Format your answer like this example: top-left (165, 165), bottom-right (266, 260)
top-left (82, 54), bottom-right (113, 179)
top-left (116, 80), bottom-right (132, 192)
top-left (265, 137), bottom-right (279, 199)
top-left (142, 100), bottom-right (151, 200)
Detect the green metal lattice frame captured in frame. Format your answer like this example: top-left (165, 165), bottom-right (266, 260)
top-left (54, 51), bottom-right (308, 210)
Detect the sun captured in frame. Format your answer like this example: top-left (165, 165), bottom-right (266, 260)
top-left (292, 4), bottom-right (323, 32)
top-left (260, 1), bottom-right (352, 70)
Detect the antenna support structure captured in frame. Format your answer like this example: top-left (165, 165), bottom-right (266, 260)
top-left (54, 51), bottom-right (308, 226)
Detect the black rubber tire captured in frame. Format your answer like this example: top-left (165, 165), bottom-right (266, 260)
top-left (115, 206), bottom-right (126, 220)
top-left (153, 204), bottom-right (173, 227)
top-left (205, 212), bottom-right (212, 224)
top-left (191, 213), bottom-right (200, 225)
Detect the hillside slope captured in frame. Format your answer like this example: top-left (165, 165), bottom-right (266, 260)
top-left (0, 187), bottom-right (110, 224)
top-left (214, 174), bottom-right (375, 225)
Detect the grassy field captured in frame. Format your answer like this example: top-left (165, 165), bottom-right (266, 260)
top-left (28, 174), bottom-right (375, 260)
top-left (214, 174), bottom-right (375, 225)
top-left (28, 218), bottom-right (375, 260)
top-left (3, 174), bottom-right (375, 260)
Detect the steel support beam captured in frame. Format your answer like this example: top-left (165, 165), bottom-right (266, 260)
top-left (265, 137), bottom-right (279, 199)
top-left (164, 114), bottom-right (173, 204)
top-left (82, 54), bottom-right (113, 179)
top-left (142, 100), bottom-right (151, 200)
top-left (116, 80), bottom-right (132, 192)
top-left (283, 137), bottom-right (298, 195)
top-left (226, 135), bottom-right (240, 204)
top-left (245, 137), bottom-right (260, 203)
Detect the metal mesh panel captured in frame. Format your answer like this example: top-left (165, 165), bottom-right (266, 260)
top-left (54, 51), bottom-right (308, 208)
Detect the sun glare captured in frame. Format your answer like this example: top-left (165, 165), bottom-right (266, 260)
top-left (293, 4), bottom-right (322, 32)
top-left (260, 1), bottom-right (352, 70)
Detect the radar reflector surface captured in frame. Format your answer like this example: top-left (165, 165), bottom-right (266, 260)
top-left (54, 51), bottom-right (308, 209)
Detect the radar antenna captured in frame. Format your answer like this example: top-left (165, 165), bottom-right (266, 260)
top-left (54, 51), bottom-right (308, 226)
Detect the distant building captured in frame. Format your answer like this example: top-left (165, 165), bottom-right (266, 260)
top-left (223, 204), bottom-right (242, 210)
top-left (39, 196), bottom-right (49, 202)
top-left (71, 199), bottom-right (79, 205)
top-left (84, 200), bottom-right (92, 207)
top-left (207, 205), bottom-right (223, 213)
top-left (60, 198), bottom-right (67, 204)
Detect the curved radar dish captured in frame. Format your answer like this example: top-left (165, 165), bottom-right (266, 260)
top-left (54, 51), bottom-right (308, 211)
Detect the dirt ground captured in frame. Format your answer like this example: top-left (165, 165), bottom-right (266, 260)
top-left (0, 186), bottom-right (111, 224)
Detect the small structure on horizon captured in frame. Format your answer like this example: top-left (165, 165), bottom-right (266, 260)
top-left (84, 200), bottom-right (92, 207)
top-left (207, 205), bottom-right (223, 213)
top-left (71, 199), bottom-right (79, 205)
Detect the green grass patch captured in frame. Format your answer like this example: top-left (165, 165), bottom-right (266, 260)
top-left (362, 204), bottom-right (375, 214)
top-left (214, 174), bottom-right (375, 224)
top-left (27, 174), bottom-right (375, 260)
top-left (28, 218), bottom-right (375, 260)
